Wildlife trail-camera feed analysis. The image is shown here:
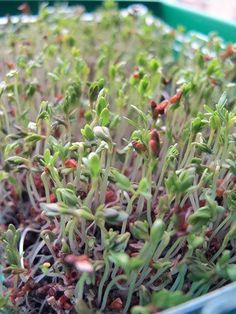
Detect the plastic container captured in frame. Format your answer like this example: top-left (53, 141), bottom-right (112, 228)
top-left (0, 1), bottom-right (236, 314)
top-left (163, 281), bottom-right (236, 314)
top-left (0, 1), bottom-right (236, 41)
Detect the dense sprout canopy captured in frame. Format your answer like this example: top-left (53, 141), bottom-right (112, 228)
top-left (0, 1), bottom-right (236, 313)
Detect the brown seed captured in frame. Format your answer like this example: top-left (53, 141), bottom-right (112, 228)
top-left (133, 71), bottom-right (140, 79)
top-left (149, 129), bottom-right (160, 157)
top-left (110, 298), bottom-right (123, 311)
top-left (64, 302), bottom-right (73, 310)
top-left (132, 140), bottom-right (146, 153)
top-left (105, 189), bottom-right (117, 204)
top-left (64, 254), bottom-right (93, 272)
top-left (169, 90), bottom-right (182, 104)
top-left (64, 159), bottom-right (77, 169)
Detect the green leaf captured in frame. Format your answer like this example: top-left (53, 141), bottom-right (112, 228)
top-left (130, 105), bottom-right (148, 124)
top-left (77, 209), bottom-right (95, 221)
top-left (100, 108), bottom-right (110, 126)
top-left (56, 188), bottom-right (78, 206)
top-left (149, 58), bottom-right (160, 72)
top-left (191, 116), bottom-right (207, 134)
top-left (151, 290), bottom-right (189, 310)
top-left (48, 72), bottom-right (59, 81)
top-left (0, 296), bottom-right (8, 308)
top-left (138, 75), bottom-right (149, 95)
top-left (41, 203), bottom-right (94, 220)
top-left (139, 285), bottom-right (152, 306)
top-left (0, 81), bottom-right (7, 96)
top-left (217, 92), bottom-right (227, 108)
top-left (110, 114), bottom-right (120, 129)
top-left (0, 171), bottom-right (8, 181)
top-left (150, 219), bottom-right (165, 243)
top-left (130, 220), bottom-right (149, 241)
top-left (187, 234), bottom-right (204, 249)
top-left (112, 169), bottom-right (131, 191)
top-left (6, 70), bottom-right (18, 78)
top-left (87, 152), bottom-right (101, 178)
top-left (188, 207), bottom-right (211, 226)
top-left (25, 133), bottom-right (43, 143)
top-left (89, 80), bottom-right (104, 102)
top-left (103, 207), bottom-right (128, 223)
top-left (5, 156), bottom-right (29, 166)
top-left (44, 148), bottom-right (51, 164)
top-left (195, 143), bottom-right (212, 154)
top-left (129, 256), bottom-right (144, 270)
top-left (210, 112), bottom-right (221, 129)
top-left (227, 264), bottom-right (236, 281)
top-left (81, 124), bottom-right (95, 141)
top-left (109, 251), bottom-right (130, 271)
top-left (223, 223), bottom-right (236, 247)
top-left (131, 305), bottom-right (151, 314)
top-left (138, 178), bottom-right (151, 199)
top-left (96, 96), bottom-right (107, 116)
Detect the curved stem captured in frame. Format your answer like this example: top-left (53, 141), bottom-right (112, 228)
top-left (100, 275), bottom-right (127, 311)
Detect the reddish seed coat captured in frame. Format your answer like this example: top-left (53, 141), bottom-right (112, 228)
top-left (56, 34), bottom-right (64, 43)
top-left (9, 107), bottom-right (16, 117)
top-left (209, 77), bottom-right (219, 86)
top-left (58, 295), bottom-right (69, 306)
top-left (155, 99), bottom-right (169, 117)
top-left (150, 100), bottom-right (157, 109)
top-left (216, 179), bottom-right (225, 198)
top-left (65, 254), bottom-right (89, 263)
top-left (174, 203), bottom-right (192, 234)
top-left (50, 193), bottom-right (57, 203)
top-left (133, 71), bottom-right (140, 79)
top-left (216, 187), bottom-right (225, 198)
top-left (149, 129), bottom-right (160, 157)
top-left (18, 3), bottom-right (30, 14)
top-left (169, 90), bottom-right (182, 104)
top-left (64, 254), bottom-right (93, 272)
top-left (55, 94), bottom-right (64, 102)
top-left (149, 139), bottom-right (159, 157)
top-left (110, 298), bottom-right (123, 311)
top-left (44, 166), bottom-right (49, 174)
top-left (54, 127), bottom-right (61, 139)
top-left (204, 55), bottom-right (213, 62)
top-left (9, 185), bottom-right (18, 201)
top-left (220, 45), bottom-right (234, 60)
top-left (33, 175), bottom-right (44, 189)
top-left (151, 90), bottom-right (182, 119)
top-left (64, 159), bottom-right (77, 169)
top-left (132, 140), bottom-right (146, 153)
top-left (105, 189), bottom-right (117, 204)
top-left (6, 62), bottom-right (15, 69)
top-left (78, 108), bottom-right (85, 119)
top-left (15, 146), bottom-right (22, 155)
top-left (150, 129), bottom-right (159, 141)
top-left (150, 100), bottom-right (158, 119)
top-left (64, 302), bottom-right (73, 310)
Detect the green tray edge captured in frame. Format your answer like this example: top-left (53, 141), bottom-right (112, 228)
top-left (0, 0), bottom-right (236, 42)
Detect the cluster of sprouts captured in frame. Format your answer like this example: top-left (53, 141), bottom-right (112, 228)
top-left (0, 2), bottom-right (236, 313)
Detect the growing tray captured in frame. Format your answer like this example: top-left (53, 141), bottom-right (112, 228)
top-left (0, 1), bottom-right (236, 314)
top-left (1, 0), bottom-right (236, 42)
